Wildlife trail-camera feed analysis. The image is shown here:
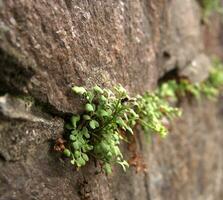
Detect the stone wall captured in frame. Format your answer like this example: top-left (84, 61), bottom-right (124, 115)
top-left (0, 0), bottom-right (222, 199)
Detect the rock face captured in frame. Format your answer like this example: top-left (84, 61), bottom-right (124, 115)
top-left (0, 0), bottom-right (222, 200)
top-left (203, 12), bottom-right (223, 59)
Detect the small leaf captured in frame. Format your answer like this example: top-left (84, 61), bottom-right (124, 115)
top-left (89, 120), bottom-right (99, 129)
top-left (100, 95), bottom-right (107, 102)
top-left (82, 146), bottom-right (87, 153)
top-left (75, 151), bottom-right (81, 157)
top-left (71, 159), bottom-right (75, 165)
top-left (72, 141), bottom-right (79, 149)
top-left (107, 152), bottom-right (112, 158)
top-left (103, 163), bottom-right (112, 174)
top-left (83, 115), bottom-right (91, 120)
top-left (63, 149), bottom-right (71, 157)
top-left (65, 123), bottom-right (73, 130)
top-left (129, 109), bottom-right (139, 118)
top-left (86, 91), bottom-right (95, 102)
top-left (69, 135), bottom-right (76, 141)
top-left (116, 118), bottom-right (127, 130)
top-left (71, 130), bottom-right (78, 135)
top-left (118, 160), bottom-right (129, 172)
top-left (101, 141), bottom-right (110, 152)
top-left (71, 115), bottom-right (80, 128)
top-left (113, 146), bottom-right (122, 157)
top-left (77, 157), bottom-right (86, 167)
top-left (93, 85), bottom-right (104, 94)
top-left (72, 86), bottom-right (86, 95)
top-left (82, 153), bottom-right (89, 161)
top-left (98, 109), bottom-right (110, 117)
top-left (82, 127), bottom-right (90, 138)
top-left (126, 126), bottom-right (133, 134)
top-left (87, 145), bottom-right (94, 151)
top-left (113, 133), bottom-right (120, 142)
top-left (85, 103), bottom-right (94, 112)
top-left (159, 129), bottom-right (168, 138)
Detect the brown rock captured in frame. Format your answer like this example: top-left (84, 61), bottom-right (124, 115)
top-left (0, 0), bottom-right (223, 199)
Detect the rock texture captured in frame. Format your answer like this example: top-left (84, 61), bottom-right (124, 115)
top-left (203, 12), bottom-right (223, 59)
top-left (0, 0), bottom-right (222, 199)
top-left (149, 99), bottom-right (223, 200)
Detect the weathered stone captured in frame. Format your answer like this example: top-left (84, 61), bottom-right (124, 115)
top-left (0, 0), bottom-right (223, 199)
top-left (0, 0), bottom-right (206, 113)
top-left (0, 0), bottom-right (160, 113)
top-left (202, 12), bottom-right (223, 60)
top-left (148, 99), bottom-right (223, 200)
top-left (158, 0), bottom-right (204, 76)
top-left (179, 53), bottom-right (211, 83)
top-left (1, 98), bottom-right (222, 200)
top-left (0, 95), bottom-right (63, 161)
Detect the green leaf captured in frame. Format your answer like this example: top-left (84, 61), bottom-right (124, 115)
top-left (85, 103), bottom-right (94, 112)
top-left (113, 146), bottom-right (122, 157)
top-left (74, 151), bottom-right (81, 157)
top-left (77, 157), bottom-right (86, 167)
top-left (72, 86), bottom-right (86, 95)
top-left (87, 145), bottom-right (94, 151)
top-left (113, 133), bottom-right (120, 142)
top-left (93, 85), bottom-right (104, 94)
top-left (71, 115), bottom-right (80, 128)
top-left (65, 123), bottom-right (73, 130)
top-left (83, 115), bottom-right (91, 120)
top-left (126, 126), bottom-right (133, 134)
top-left (71, 130), bottom-right (78, 136)
top-left (107, 152), bottom-right (112, 158)
top-left (100, 95), bottom-right (107, 102)
top-left (69, 134), bottom-right (76, 141)
top-left (98, 109), bottom-right (110, 117)
top-left (71, 159), bottom-right (75, 165)
top-left (89, 120), bottom-right (99, 129)
top-left (159, 129), bottom-right (168, 138)
top-left (129, 109), bottom-right (139, 118)
top-left (63, 149), bottom-right (71, 157)
top-left (116, 118), bottom-right (127, 130)
top-left (101, 141), bottom-right (110, 152)
top-left (72, 141), bottom-right (79, 149)
top-left (82, 153), bottom-right (89, 161)
top-left (117, 160), bottom-right (129, 172)
top-left (103, 163), bottom-right (112, 174)
top-left (82, 127), bottom-right (90, 138)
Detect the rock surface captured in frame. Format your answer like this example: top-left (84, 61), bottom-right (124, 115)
top-left (203, 12), bottom-right (223, 59)
top-left (0, 0), bottom-right (223, 199)
top-left (179, 53), bottom-right (211, 83)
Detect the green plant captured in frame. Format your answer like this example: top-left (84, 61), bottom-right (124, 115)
top-left (61, 59), bottom-right (223, 174)
top-left (205, 58), bottom-right (223, 96)
top-left (63, 85), bottom-right (181, 174)
top-left (136, 93), bottom-right (180, 138)
top-left (158, 58), bottom-right (223, 100)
